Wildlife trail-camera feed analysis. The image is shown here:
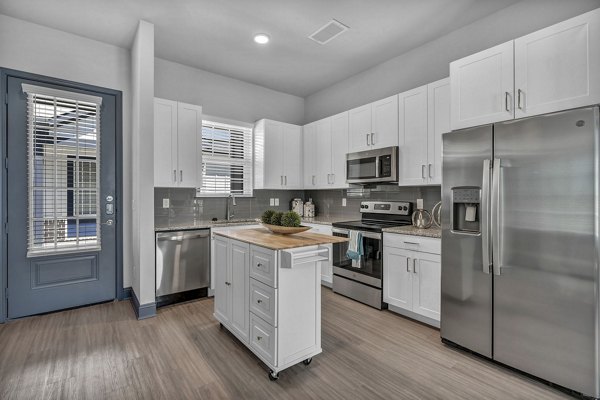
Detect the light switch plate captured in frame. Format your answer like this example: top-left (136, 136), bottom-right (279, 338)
top-left (270, 198), bottom-right (275, 206)
top-left (342, 198), bottom-right (347, 207)
top-left (162, 198), bottom-right (170, 208)
top-left (275, 198), bottom-right (279, 206)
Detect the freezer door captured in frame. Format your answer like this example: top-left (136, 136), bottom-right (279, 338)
top-left (441, 126), bottom-right (493, 358)
top-left (493, 107), bottom-right (599, 397)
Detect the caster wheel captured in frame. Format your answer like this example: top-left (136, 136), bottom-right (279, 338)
top-left (268, 370), bottom-right (279, 381)
top-left (303, 358), bottom-right (312, 366)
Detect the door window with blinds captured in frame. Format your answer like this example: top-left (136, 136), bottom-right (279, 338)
top-left (199, 120), bottom-right (253, 196)
top-left (23, 84), bottom-right (102, 256)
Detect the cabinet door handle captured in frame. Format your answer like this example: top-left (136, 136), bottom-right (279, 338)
top-left (285, 175), bottom-right (287, 185)
top-left (517, 89), bottom-right (524, 110)
top-left (312, 175), bottom-right (315, 185)
top-left (257, 262), bottom-right (263, 268)
top-left (257, 299), bottom-right (263, 304)
top-left (371, 132), bottom-right (375, 145)
top-left (505, 91), bottom-right (510, 112)
top-left (366, 134), bottom-right (370, 146)
top-left (180, 170), bottom-right (183, 182)
top-left (331, 174), bottom-right (335, 184)
top-left (280, 175), bottom-right (283, 185)
top-left (173, 169), bottom-right (177, 182)
top-left (406, 257), bottom-right (410, 272)
top-left (257, 336), bottom-right (262, 341)
top-left (428, 164), bottom-right (433, 179)
top-left (421, 165), bottom-right (426, 179)
top-left (225, 281), bottom-right (230, 286)
top-left (413, 258), bottom-right (417, 274)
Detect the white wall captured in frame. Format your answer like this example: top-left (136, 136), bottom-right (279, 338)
top-left (304, 0), bottom-right (600, 123)
top-left (131, 21), bottom-right (155, 305)
top-left (155, 58), bottom-right (304, 125)
top-left (0, 14), bottom-right (134, 288)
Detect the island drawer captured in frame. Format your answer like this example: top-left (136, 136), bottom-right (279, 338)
top-left (250, 312), bottom-right (277, 366)
top-left (250, 278), bottom-right (278, 326)
top-left (383, 233), bottom-right (441, 255)
top-left (250, 246), bottom-right (278, 288)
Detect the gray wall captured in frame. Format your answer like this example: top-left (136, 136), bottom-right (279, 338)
top-left (155, 58), bottom-right (305, 125)
top-left (304, 0), bottom-right (600, 123)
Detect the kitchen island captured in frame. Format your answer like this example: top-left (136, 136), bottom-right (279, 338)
top-left (212, 228), bottom-right (347, 380)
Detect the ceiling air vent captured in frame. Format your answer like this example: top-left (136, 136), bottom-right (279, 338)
top-left (308, 19), bottom-right (349, 45)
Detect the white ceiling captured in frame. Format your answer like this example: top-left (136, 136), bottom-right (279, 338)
top-left (0, 0), bottom-right (521, 97)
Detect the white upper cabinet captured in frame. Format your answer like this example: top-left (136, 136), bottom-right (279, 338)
top-left (303, 122), bottom-right (317, 188)
top-left (153, 98), bottom-right (202, 188)
top-left (348, 95), bottom-right (398, 153)
top-left (514, 8), bottom-right (600, 119)
top-left (315, 117), bottom-right (332, 188)
top-left (451, 8), bottom-right (600, 130)
top-left (254, 119), bottom-right (303, 190)
top-left (330, 111), bottom-right (349, 188)
top-left (427, 78), bottom-right (450, 185)
top-left (371, 95), bottom-right (399, 149)
top-left (397, 78), bottom-right (450, 186)
top-left (450, 41), bottom-right (514, 130)
top-left (302, 112), bottom-right (349, 190)
top-left (398, 85), bottom-right (429, 186)
top-left (348, 103), bottom-right (372, 152)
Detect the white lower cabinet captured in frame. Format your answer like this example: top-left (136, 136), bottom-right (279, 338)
top-left (383, 233), bottom-right (441, 326)
top-left (213, 236), bottom-right (323, 379)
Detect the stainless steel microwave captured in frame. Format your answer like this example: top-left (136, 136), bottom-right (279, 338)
top-left (346, 146), bottom-right (398, 184)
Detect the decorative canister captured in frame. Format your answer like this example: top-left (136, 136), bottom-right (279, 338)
top-left (412, 209), bottom-right (433, 229)
top-left (303, 199), bottom-right (315, 218)
top-left (290, 198), bottom-right (304, 216)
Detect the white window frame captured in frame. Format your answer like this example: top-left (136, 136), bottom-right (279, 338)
top-left (197, 115), bottom-right (254, 197)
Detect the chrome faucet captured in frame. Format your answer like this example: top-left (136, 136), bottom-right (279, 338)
top-left (226, 194), bottom-right (237, 221)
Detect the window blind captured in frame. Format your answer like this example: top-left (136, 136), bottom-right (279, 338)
top-left (200, 121), bottom-right (253, 196)
top-left (22, 84), bottom-right (102, 257)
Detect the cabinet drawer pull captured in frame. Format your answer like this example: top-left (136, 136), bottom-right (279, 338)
top-left (225, 281), bottom-right (231, 286)
top-left (404, 241), bottom-right (419, 245)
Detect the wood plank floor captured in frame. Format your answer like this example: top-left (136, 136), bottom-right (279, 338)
top-left (0, 288), bottom-right (570, 400)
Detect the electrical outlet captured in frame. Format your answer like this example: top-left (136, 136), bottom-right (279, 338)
top-left (274, 198), bottom-right (279, 206)
top-left (162, 198), bottom-right (170, 208)
top-left (342, 198), bottom-right (347, 207)
top-left (270, 198), bottom-right (275, 206)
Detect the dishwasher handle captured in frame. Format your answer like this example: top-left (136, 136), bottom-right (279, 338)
top-left (157, 230), bottom-right (210, 241)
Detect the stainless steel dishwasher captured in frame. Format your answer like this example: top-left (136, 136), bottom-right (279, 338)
top-left (156, 229), bottom-right (210, 300)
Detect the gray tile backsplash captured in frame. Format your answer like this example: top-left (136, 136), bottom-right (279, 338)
top-left (305, 185), bottom-right (441, 220)
top-left (154, 188), bottom-right (304, 228)
top-left (154, 185), bottom-right (441, 228)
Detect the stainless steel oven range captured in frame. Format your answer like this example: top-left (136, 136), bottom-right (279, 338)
top-left (332, 201), bottom-right (412, 309)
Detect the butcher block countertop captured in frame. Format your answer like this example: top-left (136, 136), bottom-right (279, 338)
top-left (213, 227), bottom-right (348, 250)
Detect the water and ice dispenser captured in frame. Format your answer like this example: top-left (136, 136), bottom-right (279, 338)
top-left (451, 188), bottom-right (481, 233)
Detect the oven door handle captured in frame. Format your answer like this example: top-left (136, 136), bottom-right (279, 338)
top-left (332, 228), bottom-right (350, 236)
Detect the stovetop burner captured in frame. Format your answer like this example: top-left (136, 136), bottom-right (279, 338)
top-left (332, 201), bottom-right (414, 233)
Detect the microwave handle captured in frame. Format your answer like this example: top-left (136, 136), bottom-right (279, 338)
top-left (375, 156), bottom-right (380, 178)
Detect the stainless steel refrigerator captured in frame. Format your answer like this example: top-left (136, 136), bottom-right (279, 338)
top-left (441, 106), bottom-right (600, 397)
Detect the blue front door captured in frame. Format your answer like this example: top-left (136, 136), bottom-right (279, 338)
top-left (6, 76), bottom-right (117, 318)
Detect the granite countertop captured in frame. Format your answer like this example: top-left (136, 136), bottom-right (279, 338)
top-left (301, 216), bottom-right (348, 226)
top-left (213, 227), bottom-right (348, 250)
top-left (382, 225), bottom-right (441, 238)
top-left (155, 219), bottom-right (260, 232)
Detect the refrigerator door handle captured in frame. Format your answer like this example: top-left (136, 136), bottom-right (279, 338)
top-left (481, 159), bottom-right (492, 274)
top-left (491, 158), bottom-right (502, 275)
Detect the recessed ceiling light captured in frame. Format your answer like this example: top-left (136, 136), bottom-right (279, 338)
top-left (254, 33), bottom-right (270, 44)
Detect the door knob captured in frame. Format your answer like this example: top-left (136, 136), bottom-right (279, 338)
top-left (101, 219), bottom-right (114, 226)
